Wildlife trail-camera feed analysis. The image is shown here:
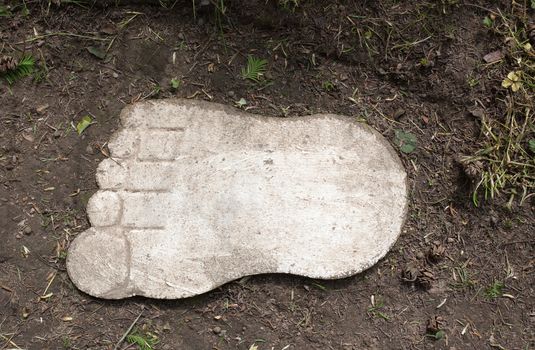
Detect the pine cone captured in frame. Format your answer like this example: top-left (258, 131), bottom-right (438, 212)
top-left (402, 262), bottom-right (420, 282)
top-left (417, 269), bottom-right (435, 289)
top-left (426, 315), bottom-right (444, 334)
top-left (0, 56), bottom-right (17, 73)
top-left (462, 160), bottom-right (483, 181)
top-left (427, 241), bottom-right (446, 263)
top-left (402, 261), bottom-right (435, 289)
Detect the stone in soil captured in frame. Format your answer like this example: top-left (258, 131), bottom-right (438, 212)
top-left (67, 99), bottom-right (408, 299)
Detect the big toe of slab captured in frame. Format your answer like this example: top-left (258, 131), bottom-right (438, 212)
top-left (66, 228), bottom-right (131, 298)
top-left (67, 99), bottom-right (408, 299)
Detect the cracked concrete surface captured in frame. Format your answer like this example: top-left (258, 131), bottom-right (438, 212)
top-left (67, 99), bottom-right (408, 299)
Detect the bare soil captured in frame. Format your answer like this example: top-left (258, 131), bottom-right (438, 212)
top-left (1, 1), bottom-right (534, 349)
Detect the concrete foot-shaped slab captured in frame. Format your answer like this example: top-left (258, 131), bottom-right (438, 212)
top-left (67, 99), bottom-right (408, 299)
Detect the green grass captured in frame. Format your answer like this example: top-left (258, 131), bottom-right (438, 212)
top-left (126, 330), bottom-right (159, 350)
top-left (279, 0), bottom-right (299, 11)
top-left (461, 6), bottom-right (534, 207)
top-left (451, 264), bottom-right (475, 290)
top-left (241, 55), bottom-right (268, 83)
top-left (367, 298), bottom-right (389, 320)
top-left (484, 281), bottom-right (504, 299)
top-left (1, 55), bottom-right (35, 85)
top-left (0, 5), bottom-right (12, 17)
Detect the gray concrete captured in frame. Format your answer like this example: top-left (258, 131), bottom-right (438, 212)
top-left (67, 99), bottom-right (408, 299)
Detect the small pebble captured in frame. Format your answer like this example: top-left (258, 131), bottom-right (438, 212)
top-left (447, 237), bottom-right (455, 243)
top-left (112, 72), bottom-right (119, 78)
top-left (85, 145), bottom-right (94, 155)
top-left (227, 90), bottom-right (235, 97)
top-left (23, 226), bottom-right (32, 235)
top-left (416, 251), bottom-right (425, 259)
top-left (53, 130), bottom-right (62, 138)
top-left (212, 326), bottom-right (221, 335)
top-left (393, 108), bottom-right (406, 119)
top-left (36, 104), bottom-right (49, 114)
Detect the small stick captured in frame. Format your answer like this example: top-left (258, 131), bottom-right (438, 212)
top-left (113, 308), bottom-right (144, 350)
top-left (0, 333), bottom-right (21, 349)
top-left (16, 32), bottom-right (110, 45)
top-left (42, 272), bottom-right (57, 296)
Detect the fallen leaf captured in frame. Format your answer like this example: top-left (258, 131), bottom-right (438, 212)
top-left (22, 132), bottom-right (34, 142)
top-left (421, 115), bottom-right (429, 124)
top-left (235, 98), bottom-right (247, 108)
top-left (36, 104), bottom-right (49, 114)
top-left (76, 115), bottom-right (93, 135)
top-left (483, 50), bottom-right (503, 63)
top-left (483, 16), bottom-right (493, 27)
top-left (21, 245), bottom-right (30, 258)
top-left (468, 106), bottom-right (485, 119)
top-left (170, 78), bottom-right (181, 89)
top-left (87, 46), bottom-right (106, 60)
top-left (100, 23), bottom-right (117, 35)
top-left (393, 108), bottom-right (406, 119)
top-left (395, 130), bottom-right (417, 154)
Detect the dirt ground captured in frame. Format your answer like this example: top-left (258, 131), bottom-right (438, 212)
top-left (1, 0), bottom-right (534, 349)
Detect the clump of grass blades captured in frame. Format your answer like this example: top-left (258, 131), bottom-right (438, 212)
top-left (463, 101), bottom-right (534, 206)
top-left (1, 55), bottom-right (35, 85)
top-left (461, 6), bottom-right (534, 207)
top-left (241, 55), bottom-right (267, 83)
top-left (126, 330), bottom-right (159, 350)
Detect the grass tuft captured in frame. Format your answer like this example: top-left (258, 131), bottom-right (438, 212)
top-left (1, 55), bottom-right (36, 85)
top-left (241, 55), bottom-right (268, 83)
top-left (126, 329), bottom-right (159, 350)
top-left (461, 6), bottom-right (534, 207)
top-left (484, 281), bottom-right (504, 299)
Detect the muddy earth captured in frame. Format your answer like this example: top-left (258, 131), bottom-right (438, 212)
top-left (0, 1), bottom-right (533, 349)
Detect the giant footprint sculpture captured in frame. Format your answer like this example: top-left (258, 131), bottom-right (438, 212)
top-left (67, 99), bottom-right (408, 299)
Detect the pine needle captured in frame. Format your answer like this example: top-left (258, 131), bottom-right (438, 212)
top-left (241, 55), bottom-right (268, 83)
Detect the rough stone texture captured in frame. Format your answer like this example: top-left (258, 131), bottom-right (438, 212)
top-left (67, 99), bottom-right (408, 299)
